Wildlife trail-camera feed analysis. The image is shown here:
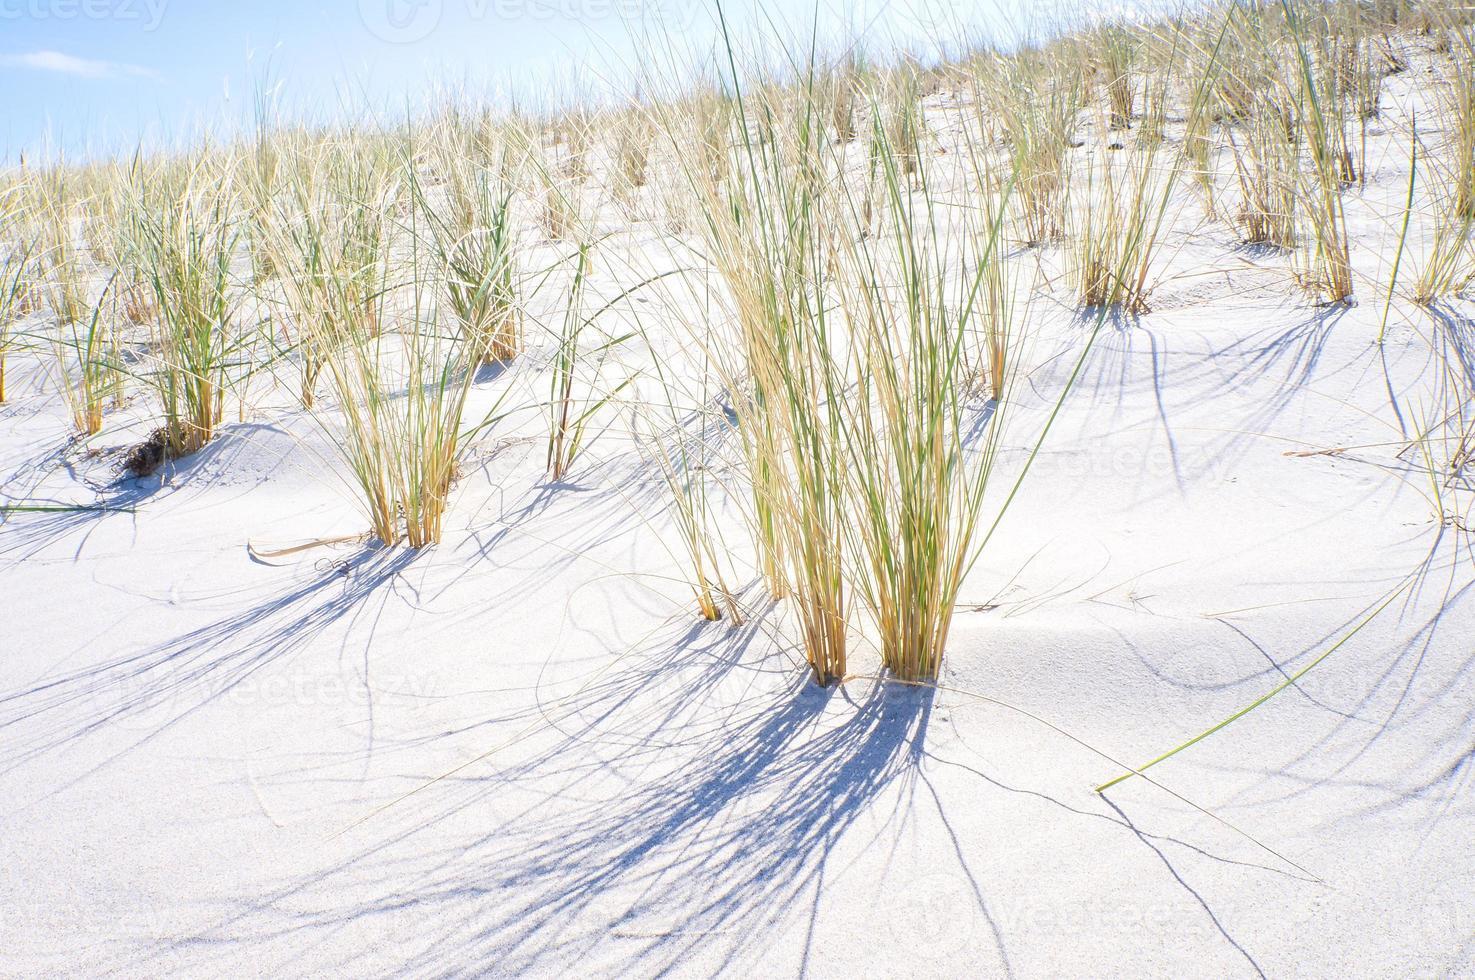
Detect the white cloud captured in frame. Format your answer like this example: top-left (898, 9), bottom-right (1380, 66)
top-left (0, 50), bottom-right (157, 80)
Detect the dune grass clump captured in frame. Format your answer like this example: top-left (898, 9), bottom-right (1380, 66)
top-left (125, 158), bottom-right (244, 456)
top-left (27, 167), bottom-right (89, 330)
top-left (691, 53), bottom-right (850, 684)
top-left (534, 158), bottom-right (583, 243)
top-left (546, 244), bottom-right (617, 482)
top-left (52, 292), bottom-right (118, 436)
top-left (1275, 0), bottom-right (1356, 302)
top-left (424, 102), bottom-right (498, 222)
top-left (240, 78), bottom-right (284, 287)
top-left (980, 51), bottom-right (1079, 246)
top-left (675, 29), bottom-right (1039, 683)
top-left (1070, 138), bottom-right (1167, 312)
top-left (268, 139), bottom-right (396, 407)
top-left (1444, 25), bottom-right (1475, 222)
top-left (1345, 33), bottom-right (1385, 123)
top-left (1412, 22), bottom-right (1475, 304)
top-left (695, 87), bottom-right (735, 187)
top-left (295, 150), bottom-right (496, 549)
top-left (637, 360), bottom-right (742, 623)
top-left (1071, 21), bottom-right (1227, 313)
top-left (878, 61), bottom-right (925, 179)
top-left (1182, 97), bottom-right (1219, 214)
top-left (315, 289), bottom-right (478, 549)
top-left (968, 171), bottom-right (1019, 402)
top-left (0, 189), bottom-right (34, 403)
top-left (1413, 188), bottom-right (1475, 304)
top-left (1099, 24), bottom-right (1139, 131)
top-left (826, 51), bottom-right (864, 143)
top-left (417, 148), bottom-right (522, 364)
top-left (1228, 99), bottom-right (1299, 247)
top-left (269, 138), bottom-right (488, 547)
top-left (557, 110), bottom-right (593, 184)
top-left (655, 442), bottom-right (738, 623)
top-left (81, 162), bottom-right (132, 273)
top-left (613, 106), bottom-right (653, 206)
top-left (835, 113), bottom-right (1016, 682)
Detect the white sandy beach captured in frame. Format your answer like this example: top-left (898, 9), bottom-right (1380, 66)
top-left (2, 12), bottom-right (1474, 979)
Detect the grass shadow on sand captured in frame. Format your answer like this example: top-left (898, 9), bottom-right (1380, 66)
top-left (0, 545), bottom-right (420, 779)
top-left (175, 609), bottom-right (1023, 977)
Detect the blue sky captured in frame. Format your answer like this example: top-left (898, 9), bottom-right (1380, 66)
top-left (0, 0), bottom-right (1098, 162)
